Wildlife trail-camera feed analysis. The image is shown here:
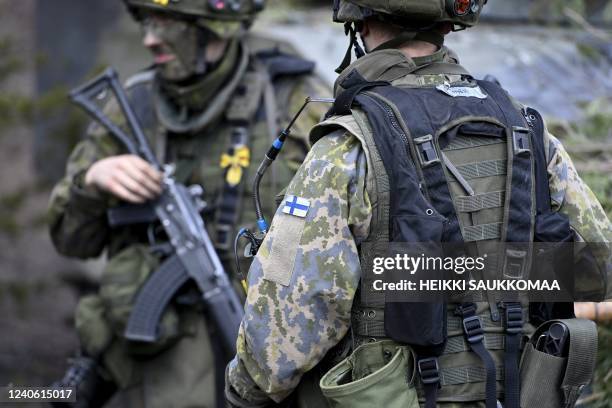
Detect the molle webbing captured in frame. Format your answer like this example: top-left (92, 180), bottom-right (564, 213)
top-left (463, 222), bottom-right (503, 242)
top-left (477, 80), bottom-right (535, 245)
top-left (455, 159), bottom-right (507, 179)
top-left (445, 134), bottom-right (505, 151)
top-left (353, 305), bottom-right (530, 339)
top-left (456, 191), bottom-right (505, 213)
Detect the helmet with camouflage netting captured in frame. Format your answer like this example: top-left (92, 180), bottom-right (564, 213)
top-left (333, 0), bottom-right (487, 30)
top-left (123, 0), bottom-right (265, 38)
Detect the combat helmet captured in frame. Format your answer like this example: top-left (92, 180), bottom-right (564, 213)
top-left (332, 0), bottom-right (487, 72)
top-left (334, 0), bottom-right (487, 30)
top-left (123, 0), bottom-right (265, 38)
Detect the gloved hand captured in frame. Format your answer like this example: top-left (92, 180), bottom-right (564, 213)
top-left (225, 366), bottom-right (274, 408)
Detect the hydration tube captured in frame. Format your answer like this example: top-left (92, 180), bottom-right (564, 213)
top-left (234, 97), bottom-right (334, 281)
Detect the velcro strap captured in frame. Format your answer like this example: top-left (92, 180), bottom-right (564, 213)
top-left (456, 159), bottom-right (507, 179)
top-left (558, 319), bottom-right (598, 407)
top-left (456, 191), bottom-right (505, 213)
top-left (463, 222), bottom-right (502, 242)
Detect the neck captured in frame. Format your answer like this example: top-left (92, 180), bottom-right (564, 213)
top-left (397, 40), bottom-right (439, 59)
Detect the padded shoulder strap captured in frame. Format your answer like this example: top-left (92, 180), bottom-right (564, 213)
top-left (254, 48), bottom-right (315, 81)
top-left (326, 70), bottom-right (389, 117)
top-left (525, 108), bottom-right (551, 215)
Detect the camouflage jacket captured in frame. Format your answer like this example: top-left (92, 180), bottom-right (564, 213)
top-left (227, 46), bottom-right (612, 403)
top-left (48, 34), bottom-right (330, 269)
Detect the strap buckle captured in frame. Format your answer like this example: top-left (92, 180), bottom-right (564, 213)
top-left (462, 315), bottom-right (485, 344)
top-left (504, 303), bottom-right (524, 335)
top-left (414, 135), bottom-right (440, 167)
top-left (215, 223), bottom-right (233, 251)
top-left (417, 357), bottom-right (440, 385)
top-left (512, 126), bottom-right (530, 155)
top-left (503, 248), bottom-right (528, 279)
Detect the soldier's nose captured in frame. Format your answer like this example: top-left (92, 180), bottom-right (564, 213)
top-left (143, 29), bottom-right (162, 48)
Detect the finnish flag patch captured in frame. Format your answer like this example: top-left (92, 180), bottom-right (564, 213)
top-left (282, 195), bottom-right (310, 218)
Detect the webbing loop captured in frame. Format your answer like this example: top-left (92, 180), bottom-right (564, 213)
top-left (418, 357), bottom-right (441, 408)
top-left (457, 303), bottom-right (498, 408)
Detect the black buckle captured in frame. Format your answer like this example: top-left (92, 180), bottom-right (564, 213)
top-left (505, 303), bottom-right (524, 335)
top-left (512, 126), bottom-right (530, 155)
top-left (503, 248), bottom-right (527, 279)
top-left (462, 315), bottom-right (485, 344)
top-left (215, 223), bottom-right (233, 251)
top-left (455, 302), bottom-right (477, 317)
top-left (418, 357), bottom-right (440, 385)
top-left (414, 135), bottom-right (440, 167)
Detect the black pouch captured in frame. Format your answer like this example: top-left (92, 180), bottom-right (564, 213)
top-left (384, 302), bottom-right (447, 354)
top-left (385, 214), bottom-right (447, 353)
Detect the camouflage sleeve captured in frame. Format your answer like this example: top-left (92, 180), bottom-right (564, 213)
top-left (544, 131), bottom-right (612, 298)
top-left (47, 106), bottom-right (123, 259)
top-left (227, 130), bottom-right (371, 403)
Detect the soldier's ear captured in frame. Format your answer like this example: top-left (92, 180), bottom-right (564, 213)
top-left (359, 19), bottom-right (370, 36)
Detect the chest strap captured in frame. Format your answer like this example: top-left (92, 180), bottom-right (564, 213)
top-left (214, 70), bottom-right (266, 253)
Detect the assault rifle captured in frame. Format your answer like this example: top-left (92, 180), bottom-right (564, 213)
top-left (70, 68), bottom-right (243, 354)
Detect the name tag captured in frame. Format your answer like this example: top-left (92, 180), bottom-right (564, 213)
top-left (436, 84), bottom-right (488, 99)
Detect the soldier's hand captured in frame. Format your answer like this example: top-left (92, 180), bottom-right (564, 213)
top-left (85, 155), bottom-right (163, 203)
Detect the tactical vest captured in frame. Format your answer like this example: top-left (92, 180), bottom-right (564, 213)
top-left (114, 45), bottom-right (316, 259)
top-left (313, 71), bottom-right (579, 408)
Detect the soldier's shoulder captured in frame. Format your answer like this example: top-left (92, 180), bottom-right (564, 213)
top-left (245, 32), bottom-right (301, 57)
top-left (308, 128), bottom-right (362, 165)
top-left (245, 33), bottom-right (316, 80)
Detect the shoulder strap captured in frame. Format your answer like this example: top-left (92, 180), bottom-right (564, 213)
top-left (254, 48), bottom-right (315, 81)
top-left (326, 70), bottom-right (390, 117)
top-left (525, 107), bottom-right (551, 216)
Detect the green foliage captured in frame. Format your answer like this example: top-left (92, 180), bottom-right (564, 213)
top-left (588, 324), bottom-right (612, 407)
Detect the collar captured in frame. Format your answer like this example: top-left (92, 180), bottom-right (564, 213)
top-left (154, 39), bottom-right (249, 134)
top-left (334, 46), bottom-right (460, 96)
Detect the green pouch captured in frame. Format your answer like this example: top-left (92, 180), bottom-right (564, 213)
top-left (320, 340), bottom-right (419, 408)
top-left (98, 244), bottom-right (182, 356)
top-left (520, 318), bottom-right (597, 408)
top-left (75, 295), bottom-right (113, 358)
top-left (519, 343), bottom-right (566, 408)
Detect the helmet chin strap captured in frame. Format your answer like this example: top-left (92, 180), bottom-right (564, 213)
top-left (335, 22), bottom-right (366, 74)
top-left (194, 27), bottom-right (210, 76)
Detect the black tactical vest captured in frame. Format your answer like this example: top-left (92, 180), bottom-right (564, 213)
top-left (322, 71), bottom-right (577, 407)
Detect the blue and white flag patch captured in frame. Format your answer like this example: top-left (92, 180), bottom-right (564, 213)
top-left (282, 195), bottom-right (310, 218)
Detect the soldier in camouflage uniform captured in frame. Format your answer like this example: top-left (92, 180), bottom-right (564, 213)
top-left (226, 1), bottom-right (612, 408)
top-left (47, 0), bottom-right (329, 407)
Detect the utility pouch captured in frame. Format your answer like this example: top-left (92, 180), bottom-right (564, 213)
top-left (519, 319), bottom-right (597, 408)
top-left (320, 340), bottom-right (419, 408)
top-left (519, 343), bottom-right (567, 408)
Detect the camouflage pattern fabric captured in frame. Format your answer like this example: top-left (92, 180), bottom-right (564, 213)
top-left (47, 33), bottom-right (330, 408)
top-left (227, 47), bottom-right (612, 405)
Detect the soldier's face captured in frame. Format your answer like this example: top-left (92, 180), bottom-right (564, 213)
top-left (141, 14), bottom-right (207, 82)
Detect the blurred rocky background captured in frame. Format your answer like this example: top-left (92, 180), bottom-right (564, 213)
top-left (0, 0), bottom-right (610, 406)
